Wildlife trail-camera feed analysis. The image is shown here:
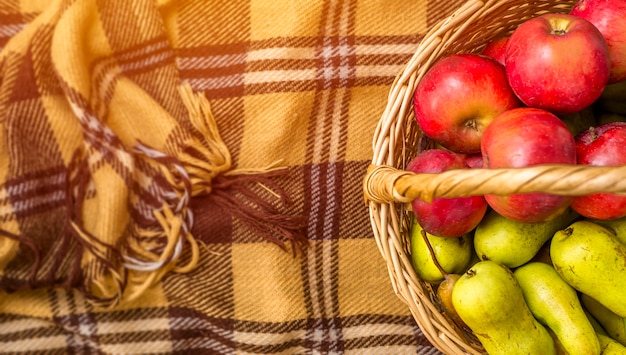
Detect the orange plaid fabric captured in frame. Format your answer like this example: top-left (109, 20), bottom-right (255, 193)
top-left (0, 0), bottom-right (464, 353)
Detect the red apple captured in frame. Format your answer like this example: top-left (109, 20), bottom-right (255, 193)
top-left (572, 122), bottom-right (626, 220)
top-left (463, 153), bottom-right (483, 169)
top-left (406, 149), bottom-right (488, 238)
top-left (481, 36), bottom-right (509, 66)
top-left (481, 107), bottom-right (576, 223)
top-left (413, 54), bottom-right (521, 154)
top-left (571, 0), bottom-right (626, 84)
top-left (505, 13), bottom-right (610, 114)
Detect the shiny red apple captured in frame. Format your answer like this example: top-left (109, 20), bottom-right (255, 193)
top-left (406, 149), bottom-right (487, 238)
top-left (481, 107), bottom-right (576, 223)
top-left (571, 0), bottom-right (626, 84)
top-left (481, 36), bottom-right (509, 66)
top-left (413, 54), bottom-right (521, 154)
top-left (572, 122), bottom-right (626, 220)
top-left (505, 13), bottom-right (610, 114)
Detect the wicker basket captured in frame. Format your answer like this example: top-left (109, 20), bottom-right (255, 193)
top-left (362, 0), bottom-right (626, 354)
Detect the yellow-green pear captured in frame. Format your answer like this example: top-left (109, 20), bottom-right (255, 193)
top-left (551, 221), bottom-right (626, 317)
top-left (588, 216), bottom-right (626, 245)
top-left (582, 293), bottom-right (626, 346)
top-left (583, 308), bottom-right (626, 354)
top-left (452, 260), bottom-right (556, 355)
top-left (514, 262), bottom-right (600, 355)
top-left (474, 208), bottom-right (578, 267)
top-left (409, 217), bottom-right (473, 284)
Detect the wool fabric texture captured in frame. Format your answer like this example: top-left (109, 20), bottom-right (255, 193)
top-left (0, 0), bottom-right (463, 353)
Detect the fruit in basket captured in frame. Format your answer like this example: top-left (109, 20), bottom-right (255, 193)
top-left (406, 149), bottom-right (487, 237)
top-left (409, 217), bottom-right (473, 283)
top-left (481, 36), bottom-right (508, 65)
top-left (436, 273), bottom-right (467, 328)
top-left (597, 111), bottom-right (626, 125)
top-left (595, 80), bottom-right (626, 115)
top-left (572, 122), bottom-right (626, 220)
top-left (474, 208), bottom-right (578, 268)
top-left (585, 310), bottom-right (626, 354)
top-left (505, 13), bottom-right (610, 114)
top-left (581, 293), bottom-right (626, 346)
top-left (462, 153), bottom-right (483, 168)
top-left (570, 0), bottom-right (626, 84)
top-left (452, 260), bottom-right (556, 355)
top-left (413, 54), bottom-right (521, 154)
top-left (587, 216), bottom-right (626, 245)
top-left (558, 106), bottom-right (597, 136)
top-left (530, 241), bottom-right (553, 265)
top-left (597, 333), bottom-right (626, 354)
top-left (550, 221), bottom-right (626, 317)
top-left (481, 107), bottom-right (576, 223)
top-left (514, 262), bottom-right (601, 355)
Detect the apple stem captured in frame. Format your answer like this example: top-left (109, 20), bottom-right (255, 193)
top-left (464, 119), bottom-right (478, 132)
top-left (420, 229), bottom-right (448, 277)
top-left (589, 126), bottom-right (598, 141)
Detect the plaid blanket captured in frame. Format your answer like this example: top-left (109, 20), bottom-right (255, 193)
top-left (0, 0), bottom-right (464, 353)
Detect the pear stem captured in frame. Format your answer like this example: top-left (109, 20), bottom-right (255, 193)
top-left (421, 229), bottom-right (448, 277)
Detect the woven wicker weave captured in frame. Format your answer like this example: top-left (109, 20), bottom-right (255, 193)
top-left (360, 0), bottom-right (623, 354)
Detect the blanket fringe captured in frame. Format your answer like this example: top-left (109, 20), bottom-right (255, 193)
top-left (176, 83), bottom-right (308, 254)
top-left (0, 82), bottom-right (307, 308)
top-left (118, 83), bottom-right (307, 303)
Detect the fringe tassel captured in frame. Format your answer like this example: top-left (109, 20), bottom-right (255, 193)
top-left (0, 81), bottom-right (307, 308)
top-left (66, 149), bottom-right (126, 307)
top-left (119, 82), bottom-right (307, 303)
top-left (176, 83), bottom-right (308, 254)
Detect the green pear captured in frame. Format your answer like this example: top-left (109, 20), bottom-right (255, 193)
top-left (452, 260), bottom-right (556, 355)
top-left (514, 262), bottom-right (600, 355)
top-left (583, 307), bottom-right (626, 354)
top-left (474, 208), bottom-right (578, 268)
top-left (551, 221), bottom-right (626, 317)
top-left (587, 216), bottom-right (626, 245)
top-left (597, 334), bottom-right (626, 355)
top-left (582, 293), bottom-right (626, 346)
top-left (409, 216), bottom-right (473, 284)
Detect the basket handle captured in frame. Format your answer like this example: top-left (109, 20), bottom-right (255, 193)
top-left (363, 164), bottom-right (626, 204)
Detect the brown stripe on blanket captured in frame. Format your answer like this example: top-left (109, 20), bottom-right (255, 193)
top-left (168, 308), bottom-right (235, 353)
top-left (30, 25), bottom-right (63, 96)
top-left (0, 314), bottom-right (68, 353)
top-left (88, 36), bottom-right (181, 123)
top-left (0, 323), bottom-right (67, 345)
top-left (49, 289), bottom-right (101, 352)
top-left (163, 310), bottom-right (424, 353)
top-left (96, 0), bottom-right (164, 50)
top-left (178, 34), bottom-right (425, 99)
top-left (179, 43), bottom-right (249, 99)
top-left (297, 2), bottom-right (357, 351)
top-left (97, 328), bottom-right (172, 345)
top-left (249, 36), bottom-right (319, 50)
top-left (164, 245), bottom-right (234, 318)
top-left (427, 0), bottom-right (466, 27)
top-left (0, 12), bottom-right (37, 51)
top-left (336, 161), bottom-right (374, 239)
top-left (177, 0), bottom-right (251, 46)
top-left (1, 167), bottom-right (66, 220)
